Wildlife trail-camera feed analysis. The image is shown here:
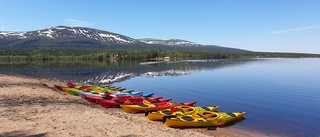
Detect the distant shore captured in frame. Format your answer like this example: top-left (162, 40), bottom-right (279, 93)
top-left (0, 74), bottom-right (262, 137)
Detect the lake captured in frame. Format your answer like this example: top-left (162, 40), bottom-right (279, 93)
top-left (0, 58), bottom-right (319, 136)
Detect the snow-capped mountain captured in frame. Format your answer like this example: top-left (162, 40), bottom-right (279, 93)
top-left (138, 38), bottom-right (200, 47)
top-left (0, 26), bottom-right (249, 52)
top-left (0, 26), bottom-right (137, 46)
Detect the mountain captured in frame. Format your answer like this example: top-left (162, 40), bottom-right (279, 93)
top-left (138, 38), bottom-right (248, 52)
top-left (0, 26), bottom-right (141, 49)
top-left (0, 26), bottom-right (249, 52)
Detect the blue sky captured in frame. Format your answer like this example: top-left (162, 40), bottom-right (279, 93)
top-left (0, 0), bottom-right (319, 54)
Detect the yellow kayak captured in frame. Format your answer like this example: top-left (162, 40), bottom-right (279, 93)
top-left (147, 106), bottom-right (219, 121)
top-left (165, 111), bottom-right (246, 128)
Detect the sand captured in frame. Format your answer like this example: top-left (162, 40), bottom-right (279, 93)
top-left (0, 74), bottom-right (263, 137)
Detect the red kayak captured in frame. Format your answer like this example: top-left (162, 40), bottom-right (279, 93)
top-left (130, 96), bottom-right (171, 104)
top-left (54, 82), bottom-right (93, 91)
top-left (84, 96), bottom-right (110, 103)
top-left (120, 101), bottom-right (197, 113)
top-left (99, 97), bottom-right (172, 108)
top-left (54, 84), bottom-right (68, 90)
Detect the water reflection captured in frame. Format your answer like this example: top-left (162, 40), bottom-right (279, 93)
top-left (0, 59), bottom-right (259, 84)
top-left (1, 58), bottom-right (320, 136)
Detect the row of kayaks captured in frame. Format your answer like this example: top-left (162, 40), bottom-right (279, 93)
top-left (54, 82), bottom-right (246, 128)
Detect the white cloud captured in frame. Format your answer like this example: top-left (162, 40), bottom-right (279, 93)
top-left (65, 19), bottom-right (93, 27)
top-left (271, 25), bottom-right (320, 34)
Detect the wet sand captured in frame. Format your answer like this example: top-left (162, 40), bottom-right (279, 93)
top-left (0, 74), bottom-right (263, 137)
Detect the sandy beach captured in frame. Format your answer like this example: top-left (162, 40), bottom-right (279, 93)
top-left (0, 74), bottom-right (262, 137)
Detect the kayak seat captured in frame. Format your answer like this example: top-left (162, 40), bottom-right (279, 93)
top-left (178, 108), bottom-right (185, 113)
top-left (102, 96), bottom-right (112, 100)
top-left (114, 99), bottom-right (124, 104)
top-left (179, 108), bottom-right (194, 113)
top-left (162, 110), bottom-right (173, 115)
top-left (202, 107), bottom-right (210, 111)
top-left (181, 116), bottom-right (194, 121)
top-left (187, 108), bottom-right (194, 112)
top-left (138, 104), bottom-right (149, 107)
top-left (196, 113), bottom-right (204, 118)
top-left (203, 112), bottom-right (212, 115)
top-left (227, 113), bottom-right (236, 117)
top-left (199, 112), bottom-right (217, 119)
top-left (204, 113), bottom-right (217, 119)
top-left (127, 98), bottom-right (133, 102)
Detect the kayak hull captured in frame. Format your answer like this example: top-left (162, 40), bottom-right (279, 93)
top-left (165, 111), bottom-right (246, 128)
top-left (85, 96), bottom-right (105, 103)
top-left (99, 99), bottom-right (128, 108)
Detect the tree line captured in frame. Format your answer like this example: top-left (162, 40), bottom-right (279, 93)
top-left (0, 48), bottom-right (319, 62)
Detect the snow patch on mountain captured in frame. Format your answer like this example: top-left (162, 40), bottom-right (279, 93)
top-left (139, 38), bottom-right (201, 47)
top-left (39, 29), bottom-right (54, 38)
top-left (0, 31), bottom-right (27, 39)
top-left (55, 26), bottom-right (66, 30)
top-left (0, 32), bottom-right (8, 35)
top-left (99, 33), bottom-right (134, 43)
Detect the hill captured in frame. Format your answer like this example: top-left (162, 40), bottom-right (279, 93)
top-left (0, 26), bottom-right (248, 52)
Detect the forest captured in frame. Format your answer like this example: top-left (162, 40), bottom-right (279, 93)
top-left (0, 48), bottom-right (319, 62)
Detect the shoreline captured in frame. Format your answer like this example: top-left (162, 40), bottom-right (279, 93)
top-left (0, 74), bottom-right (263, 137)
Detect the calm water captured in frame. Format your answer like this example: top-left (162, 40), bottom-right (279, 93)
top-left (1, 58), bottom-right (319, 136)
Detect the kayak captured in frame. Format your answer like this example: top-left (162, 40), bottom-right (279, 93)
top-left (78, 91), bottom-right (143, 99)
top-left (122, 89), bottom-right (134, 93)
top-left (54, 84), bottom-right (68, 91)
top-left (113, 93), bottom-right (154, 97)
top-left (99, 97), bottom-right (172, 108)
top-left (131, 97), bottom-right (172, 104)
top-left (54, 82), bottom-right (124, 93)
top-left (120, 101), bottom-right (196, 113)
top-left (84, 94), bottom-right (163, 104)
top-left (90, 85), bottom-right (125, 92)
top-left (165, 111), bottom-right (246, 128)
top-left (66, 82), bottom-right (94, 90)
top-left (63, 88), bottom-right (98, 96)
top-left (62, 87), bottom-right (74, 94)
top-left (105, 91), bottom-right (154, 98)
top-left (84, 95), bottom-right (116, 103)
top-left (54, 83), bottom-right (88, 91)
top-left (68, 88), bottom-right (88, 96)
top-left (147, 106), bottom-right (219, 121)
top-left (78, 91), bottom-right (105, 98)
top-left (106, 91), bottom-right (143, 96)
top-left (127, 96), bottom-right (171, 104)
top-left (89, 87), bottom-right (131, 93)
